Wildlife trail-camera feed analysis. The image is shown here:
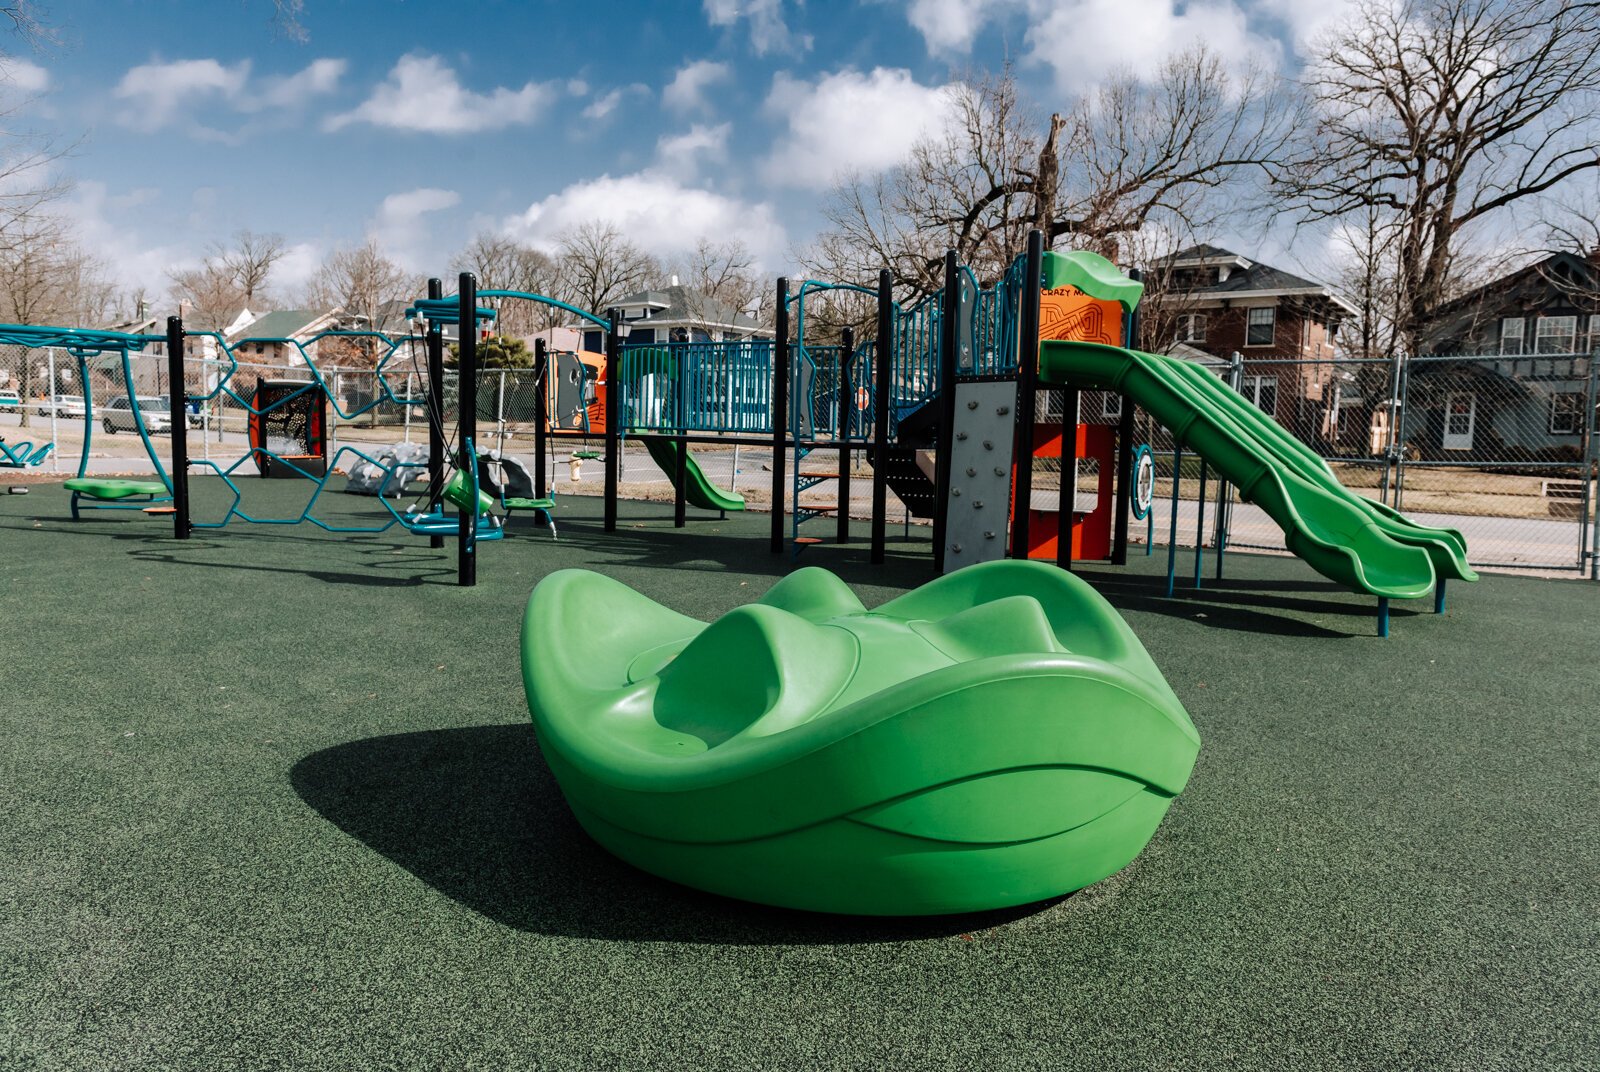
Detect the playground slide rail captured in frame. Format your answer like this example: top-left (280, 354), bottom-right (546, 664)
top-left (1038, 339), bottom-right (1442, 600)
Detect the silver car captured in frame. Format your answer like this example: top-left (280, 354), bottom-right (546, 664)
top-left (103, 396), bottom-right (172, 435)
top-left (37, 394), bottom-right (86, 419)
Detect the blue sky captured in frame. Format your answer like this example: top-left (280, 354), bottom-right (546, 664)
top-left (3, 0), bottom-right (1342, 303)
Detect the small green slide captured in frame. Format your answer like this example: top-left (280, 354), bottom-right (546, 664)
top-left (640, 437), bottom-right (745, 512)
top-left (522, 560), bottom-right (1197, 915)
top-left (1038, 339), bottom-right (1476, 600)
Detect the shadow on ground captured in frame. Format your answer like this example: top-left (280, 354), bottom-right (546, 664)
top-left (290, 724), bottom-right (1061, 945)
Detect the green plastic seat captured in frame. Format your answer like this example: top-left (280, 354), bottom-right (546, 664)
top-left (503, 496), bottom-right (556, 511)
top-left (521, 559), bottom-right (1199, 916)
top-left (63, 478), bottom-right (169, 500)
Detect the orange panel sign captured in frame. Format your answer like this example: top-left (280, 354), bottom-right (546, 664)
top-left (1039, 287), bottom-right (1124, 346)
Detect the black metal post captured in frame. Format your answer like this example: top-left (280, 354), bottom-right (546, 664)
top-left (870, 270), bottom-right (892, 564)
top-left (1010, 230), bottom-right (1044, 559)
top-left (1112, 267), bottom-right (1140, 565)
top-left (836, 326), bottom-right (854, 544)
top-left (425, 277), bottom-right (445, 550)
top-left (933, 250), bottom-right (960, 573)
top-left (604, 308), bottom-right (621, 532)
top-left (673, 376), bottom-right (688, 527)
top-left (771, 279), bottom-right (790, 554)
top-left (165, 315), bottom-right (190, 540)
top-left (1058, 387), bottom-right (1078, 571)
top-left (533, 337), bottom-right (548, 499)
top-left (457, 272), bottom-right (478, 587)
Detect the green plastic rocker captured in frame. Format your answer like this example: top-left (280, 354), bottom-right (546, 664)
top-left (521, 559), bottom-right (1199, 916)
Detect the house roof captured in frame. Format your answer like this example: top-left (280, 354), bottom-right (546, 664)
top-left (1433, 250), bottom-right (1600, 315)
top-left (232, 308), bottom-right (337, 341)
top-left (613, 284), bottom-right (769, 335)
top-left (1162, 244), bottom-right (1358, 318)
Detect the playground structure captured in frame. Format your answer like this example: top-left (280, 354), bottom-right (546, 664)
top-left (3, 233), bottom-right (1475, 625)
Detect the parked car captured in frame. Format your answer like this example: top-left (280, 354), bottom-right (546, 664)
top-left (103, 396), bottom-right (172, 435)
top-left (37, 394), bottom-right (86, 419)
top-left (0, 390), bottom-right (21, 412)
top-left (156, 394), bottom-right (204, 429)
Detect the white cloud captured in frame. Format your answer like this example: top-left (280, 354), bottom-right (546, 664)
top-left (1024, 0), bottom-right (1280, 90)
top-left (248, 58), bottom-right (347, 111)
top-left (906, 0), bottom-right (1008, 55)
top-left (663, 60), bottom-right (731, 114)
top-left (506, 171), bottom-right (786, 265)
top-left (655, 123), bottom-right (730, 180)
top-left (326, 54), bottom-right (556, 134)
top-left (762, 68), bottom-right (960, 189)
top-left (1, 58), bottom-right (50, 94)
top-left (703, 0), bottom-right (811, 55)
top-left (1257, 0), bottom-right (1357, 50)
top-left (113, 56), bottom-right (345, 132)
top-left (115, 58), bottom-right (251, 130)
top-left (273, 242), bottom-right (325, 296)
top-left (369, 187), bottom-right (462, 270)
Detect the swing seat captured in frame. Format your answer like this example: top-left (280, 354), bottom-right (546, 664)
top-left (0, 440), bottom-right (54, 468)
top-left (64, 478), bottom-right (169, 500)
top-left (503, 496), bottom-right (555, 511)
top-left (398, 508), bottom-right (505, 541)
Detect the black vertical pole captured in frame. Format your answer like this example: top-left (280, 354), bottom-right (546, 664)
top-left (1010, 230), bottom-right (1043, 559)
top-left (673, 365), bottom-right (688, 528)
top-left (932, 250), bottom-right (960, 573)
top-left (457, 272), bottom-right (478, 587)
top-left (1058, 387), bottom-right (1078, 571)
top-left (870, 269), bottom-right (892, 564)
top-left (425, 277), bottom-right (445, 550)
top-left (533, 337), bottom-right (548, 499)
top-left (604, 309), bottom-right (621, 532)
top-left (836, 326), bottom-right (854, 544)
top-left (771, 279), bottom-right (790, 554)
top-left (165, 315), bottom-right (190, 540)
top-left (1112, 267), bottom-right (1140, 565)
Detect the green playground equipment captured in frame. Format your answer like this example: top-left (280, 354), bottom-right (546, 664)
top-left (521, 559), bottom-right (1199, 916)
top-left (639, 436), bottom-right (744, 513)
top-left (1036, 339), bottom-right (1477, 600)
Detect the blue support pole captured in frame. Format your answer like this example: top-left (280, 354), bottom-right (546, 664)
top-left (1165, 445), bottom-right (1182, 598)
top-left (1434, 579), bottom-right (1446, 614)
top-left (1377, 597), bottom-right (1390, 638)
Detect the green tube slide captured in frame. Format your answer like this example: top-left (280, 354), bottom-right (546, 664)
top-left (1154, 356), bottom-right (1475, 582)
top-left (1038, 339), bottom-right (1471, 599)
top-left (640, 437), bottom-right (745, 513)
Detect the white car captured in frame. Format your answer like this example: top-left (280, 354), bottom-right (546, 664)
top-left (102, 396), bottom-right (172, 435)
top-left (0, 390), bottom-right (20, 412)
top-left (37, 394), bottom-right (86, 419)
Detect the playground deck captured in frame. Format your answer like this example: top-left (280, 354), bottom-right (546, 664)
top-left (2, 481), bottom-right (1596, 1071)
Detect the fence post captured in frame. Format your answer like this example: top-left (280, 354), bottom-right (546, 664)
top-left (1393, 358), bottom-right (1411, 511)
top-left (46, 349), bottom-right (59, 472)
top-left (1588, 349), bottom-right (1599, 581)
top-left (403, 371), bottom-right (413, 443)
top-left (497, 368), bottom-right (507, 455)
top-left (1382, 350), bottom-right (1405, 506)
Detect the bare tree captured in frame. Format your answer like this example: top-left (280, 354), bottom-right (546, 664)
top-left (167, 262), bottom-right (246, 333)
top-left (302, 240), bottom-right (417, 366)
top-left (1279, 0), bottom-right (1600, 355)
top-left (553, 221), bottom-right (660, 316)
top-left (669, 237), bottom-right (770, 331)
top-left (806, 50), bottom-right (1294, 302)
top-left (0, 218), bottom-right (116, 426)
top-left (213, 230), bottom-right (285, 306)
top-left (451, 232), bottom-right (561, 335)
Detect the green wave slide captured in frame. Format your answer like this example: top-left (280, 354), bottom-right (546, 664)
top-left (639, 436), bottom-right (745, 512)
top-left (1038, 339), bottom-right (1476, 600)
top-left (522, 559), bottom-right (1199, 915)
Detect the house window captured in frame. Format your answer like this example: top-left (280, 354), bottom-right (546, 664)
top-left (1246, 307), bottom-right (1275, 347)
top-left (1549, 392), bottom-right (1584, 435)
top-left (1242, 374), bottom-right (1278, 417)
top-left (1101, 391), bottom-right (1123, 419)
top-left (1177, 313), bottom-right (1207, 344)
top-left (630, 328), bottom-right (656, 345)
top-left (582, 330), bottom-right (603, 353)
top-left (1536, 315), bottom-right (1577, 354)
top-left (1499, 318), bottom-right (1524, 355)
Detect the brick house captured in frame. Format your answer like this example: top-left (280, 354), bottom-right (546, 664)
top-left (1151, 245), bottom-right (1357, 440)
